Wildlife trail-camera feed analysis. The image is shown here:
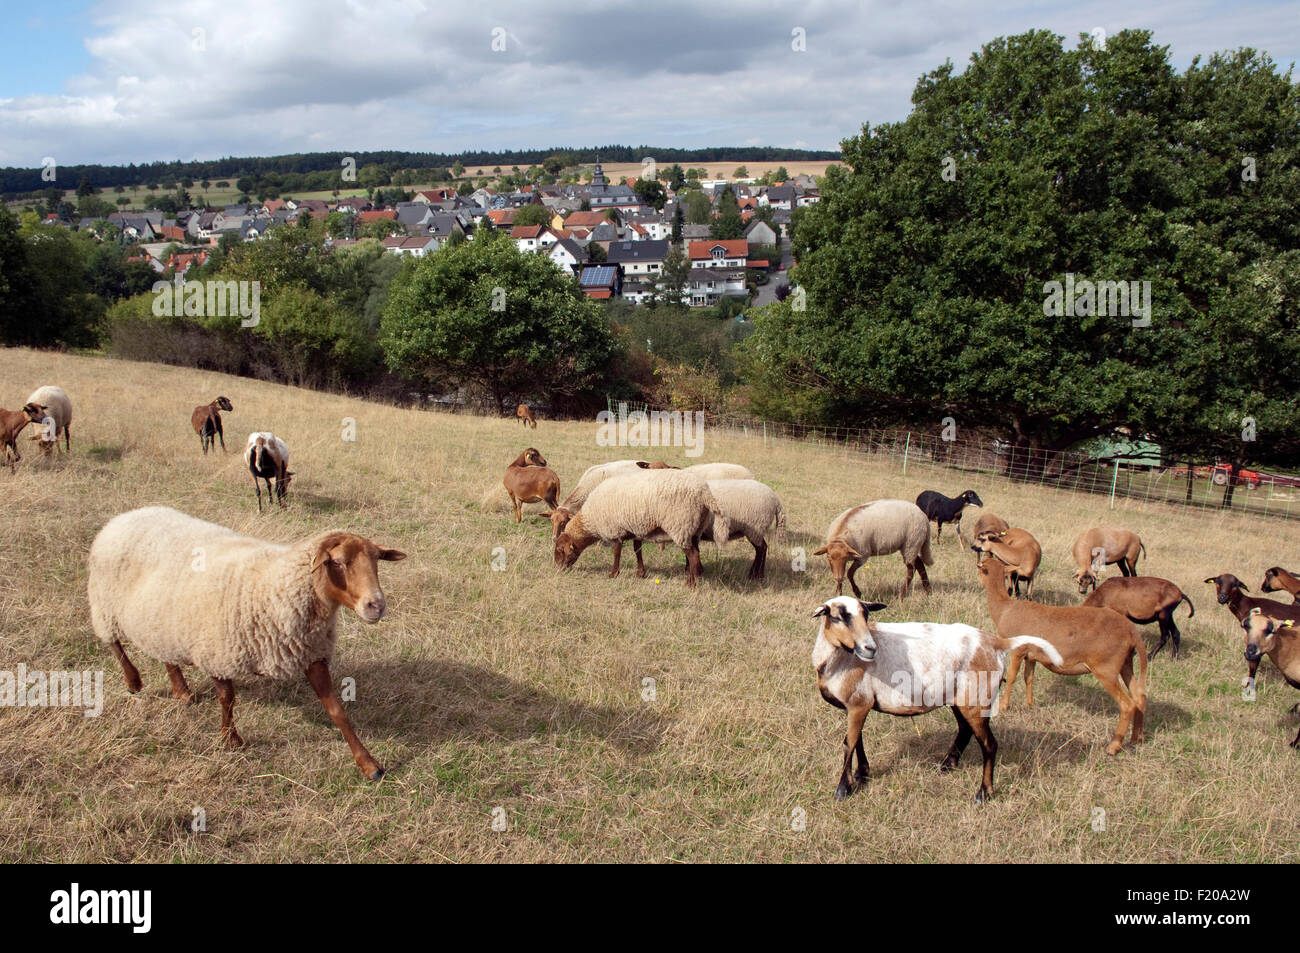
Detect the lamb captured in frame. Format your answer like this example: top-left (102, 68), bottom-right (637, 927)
top-left (1203, 574), bottom-right (1300, 684)
top-left (969, 527), bottom-right (1042, 598)
top-left (915, 489), bottom-right (983, 545)
top-left (516, 403), bottom-right (537, 428)
top-left (0, 407), bottom-right (33, 471)
top-left (244, 432), bottom-right (293, 511)
top-left (814, 499), bottom-right (934, 600)
top-left (23, 385), bottom-right (72, 454)
top-left (977, 560), bottom-right (1147, 754)
top-left (970, 512), bottom-right (1010, 564)
top-left (1083, 576), bottom-right (1194, 660)
top-left (191, 396), bottom-right (233, 454)
top-left (502, 447), bottom-right (560, 523)
top-left (1260, 567), bottom-right (1300, 603)
top-left (1072, 526), bottom-right (1144, 594)
top-left (1240, 607), bottom-right (1300, 747)
top-left (87, 506), bottom-right (407, 779)
top-left (553, 469), bottom-right (728, 588)
top-left (811, 596), bottom-right (1063, 802)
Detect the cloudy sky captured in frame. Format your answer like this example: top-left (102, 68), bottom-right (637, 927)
top-left (1, 0), bottom-right (1296, 168)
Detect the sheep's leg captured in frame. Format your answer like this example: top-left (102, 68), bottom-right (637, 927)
top-left (509, 492), bottom-right (522, 523)
top-left (1121, 651), bottom-right (1145, 745)
top-left (935, 521), bottom-right (943, 543)
top-left (1167, 616), bottom-right (1182, 659)
top-left (1094, 666), bottom-right (1136, 756)
top-left (846, 558), bottom-right (864, 598)
top-left (610, 540), bottom-right (623, 577)
top-left (683, 541), bottom-right (702, 588)
top-left (166, 664), bottom-right (197, 704)
top-left (836, 706), bottom-right (870, 799)
top-left (1024, 574), bottom-right (1034, 598)
top-left (634, 539), bottom-right (647, 578)
top-left (213, 678), bottom-right (244, 748)
top-left (305, 659), bottom-right (383, 780)
top-left (962, 709), bottom-right (997, 803)
top-left (1290, 711), bottom-right (1300, 749)
top-left (217, 425), bottom-right (226, 452)
top-left (852, 732), bottom-right (869, 784)
top-left (253, 475), bottom-right (264, 512)
top-left (63, 425), bottom-right (70, 453)
top-left (941, 707), bottom-right (974, 770)
top-left (1000, 651), bottom-right (1023, 712)
top-left (110, 640), bottom-right (142, 694)
top-left (1148, 621), bottom-right (1169, 661)
top-left (914, 558), bottom-right (931, 595)
top-left (1023, 660), bottom-right (1037, 707)
top-left (748, 538), bottom-right (767, 580)
top-left (900, 563), bottom-right (913, 601)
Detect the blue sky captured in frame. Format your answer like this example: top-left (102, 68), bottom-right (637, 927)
top-left (0, 0), bottom-right (1296, 168)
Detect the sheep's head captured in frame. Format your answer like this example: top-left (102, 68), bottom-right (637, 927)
top-left (1242, 606), bottom-right (1290, 663)
top-left (553, 529), bottom-right (590, 569)
top-left (1204, 574), bottom-right (1245, 605)
top-left (636, 460), bottom-right (679, 469)
top-left (513, 447), bottom-right (546, 468)
top-left (813, 596), bottom-right (888, 661)
top-left (975, 560), bottom-right (1013, 595)
top-left (549, 506), bottom-right (574, 539)
top-left (969, 530), bottom-right (1003, 554)
top-left (1260, 567), bottom-right (1297, 594)
top-left (1074, 567), bottom-right (1098, 595)
top-left (812, 539), bottom-right (861, 590)
top-left (310, 532), bottom-right (407, 622)
top-left (215, 396), bottom-right (233, 412)
top-left (960, 490), bottom-right (984, 507)
top-left (20, 402), bottom-right (45, 424)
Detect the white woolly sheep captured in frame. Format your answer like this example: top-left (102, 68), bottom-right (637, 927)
top-left (88, 506), bottom-right (406, 779)
top-left (550, 459), bottom-right (661, 537)
top-left (702, 478), bottom-right (785, 580)
top-left (24, 385), bottom-right (72, 454)
top-left (812, 596), bottom-right (1062, 802)
top-left (553, 469), bottom-right (728, 587)
top-left (814, 499), bottom-right (934, 599)
top-left (635, 461), bottom-right (755, 481)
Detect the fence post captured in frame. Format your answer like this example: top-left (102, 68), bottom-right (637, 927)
top-left (1109, 460), bottom-right (1119, 509)
top-left (902, 431), bottom-right (911, 477)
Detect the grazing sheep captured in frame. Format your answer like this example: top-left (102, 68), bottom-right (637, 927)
top-left (915, 489), bottom-right (983, 545)
top-left (553, 469), bottom-right (728, 588)
top-left (977, 561), bottom-right (1147, 755)
top-left (700, 479), bottom-right (785, 580)
top-left (635, 461), bottom-right (755, 480)
top-left (88, 506), bottom-right (407, 779)
top-left (243, 432), bottom-right (292, 512)
top-left (502, 447), bottom-right (560, 523)
top-left (1260, 567), bottom-right (1300, 603)
top-left (1083, 576), bottom-right (1194, 660)
top-left (1241, 607), bottom-right (1300, 747)
top-left (0, 407), bottom-right (33, 471)
top-left (191, 396), bottom-right (233, 454)
top-left (1071, 527), bottom-right (1144, 594)
top-left (550, 459), bottom-right (654, 537)
top-left (23, 385), bottom-right (72, 454)
top-left (969, 527), bottom-right (1041, 598)
top-left (814, 499), bottom-right (934, 600)
top-left (970, 512), bottom-right (1010, 563)
top-left (1203, 574), bottom-right (1300, 684)
top-left (516, 403), bottom-right (537, 428)
top-left (812, 596), bottom-right (1063, 802)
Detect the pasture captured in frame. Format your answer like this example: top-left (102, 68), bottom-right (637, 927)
top-left (1, 346), bottom-right (1296, 863)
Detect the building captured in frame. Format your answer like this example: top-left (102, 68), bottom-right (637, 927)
top-left (688, 238), bottom-right (748, 269)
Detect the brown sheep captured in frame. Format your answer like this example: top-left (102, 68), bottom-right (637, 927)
top-left (0, 407), bottom-right (34, 472)
top-left (1072, 527), bottom-right (1144, 594)
top-left (1083, 576), bottom-right (1194, 660)
top-left (969, 527), bottom-right (1041, 598)
top-left (1260, 567), bottom-right (1300, 603)
top-left (978, 561), bottom-right (1147, 755)
top-left (503, 448), bottom-right (560, 523)
top-left (970, 512), bottom-right (1010, 564)
top-left (191, 396), bottom-right (233, 454)
top-left (516, 403), bottom-right (537, 428)
top-left (1204, 573), bottom-right (1300, 684)
top-left (1241, 607), bottom-right (1300, 747)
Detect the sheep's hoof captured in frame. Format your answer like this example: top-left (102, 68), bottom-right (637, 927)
top-left (224, 731), bottom-right (244, 749)
top-left (174, 691), bottom-right (198, 705)
top-left (366, 766), bottom-right (385, 781)
top-left (940, 756), bottom-right (959, 772)
top-left (124, 678), bottom-right (143, 694)
top-left (1105, 740), bottom-right (1122, 756)
top-left (973, 787), bottom-right (991, 804)
top-left (834, 782), bottom-right (852, 800)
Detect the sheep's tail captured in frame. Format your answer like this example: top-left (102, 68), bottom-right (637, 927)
top-left (920, 531), bottom-right (934, 567)
top-left (1179, 593), bottom-right (1194, 620)
top-left (996, 635), bottom-right (1064, 669)
top-left (773, 499), bottom-right (787, 540)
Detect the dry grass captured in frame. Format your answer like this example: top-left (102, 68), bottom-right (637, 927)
top-left (1, 347), bottom-right (1297, 863)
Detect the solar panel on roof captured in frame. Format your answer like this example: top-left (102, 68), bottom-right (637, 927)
top-left (580, 265), bottom-right (616, 286)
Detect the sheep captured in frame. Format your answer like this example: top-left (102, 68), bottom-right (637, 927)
top-left (1260, 566), bottom-right (1300, 603)
top-left (23, 385), bottom-right (72, 454)
top-left (0, 407), bottom-right (33, 472)
top-left (1083, 576), bottom-right (1194, 660)
top-left (1203, 574), bottom-right (1300, 684)
top-left (814, 499), bottom-right (934, 600)
top-left (970, 512), bottom-right (1010, 564)
top-left (1241, 607), bottom-right (1300, 747)
top-left (811, 596), bottom-right (1063, 802)
top-left (87, 506), bottom-right (407, 779)
top-left (516, 403), bottom-right (537, 428)
top-left (969, 527), bottom-right (1042, 598)
top-left (635, 461), bottom-right (755, 481)
top-left (502, 447), bottom-right (560, 523)
top-left (191, 396), bottom-right (233, 454)
top-left (553, 469), bottom-right (728, 588)
top-left (550, 459), bottom-right (655, 537)
top-left (1071, 526), bottom-right (1144, 594)
top-left (244, 432), bottom-right (293, 512)
top-left (915, 489), bottom-right (983, 545)
top-left (977, 560), bottom-right (1147, 755)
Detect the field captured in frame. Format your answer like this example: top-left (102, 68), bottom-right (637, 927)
top-left (2, 347), bottom-right (1297, 863)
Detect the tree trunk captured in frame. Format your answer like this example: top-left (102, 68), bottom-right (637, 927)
top-left (1185, 458), bottom-right (1194, 503)
top-left (1222, 461), bottom-right (1239, 509)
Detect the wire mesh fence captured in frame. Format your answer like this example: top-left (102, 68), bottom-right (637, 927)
top-left (692, 411), bottom-right (1300, 523)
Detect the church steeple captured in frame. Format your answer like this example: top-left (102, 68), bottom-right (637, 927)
top-left (591, 154), bottom-right (607, 187)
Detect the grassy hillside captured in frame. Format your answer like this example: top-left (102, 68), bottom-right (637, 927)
top-left (1, 347), bottom-right (1296, 863)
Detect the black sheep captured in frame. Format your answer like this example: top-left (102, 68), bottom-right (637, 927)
top-left (915, 489), bottom-right (983, 544)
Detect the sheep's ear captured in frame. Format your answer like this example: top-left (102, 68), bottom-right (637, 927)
top-left (636, 461), bottom-right (651, 468)
top-left (859, 601), bottom-right (888, 613)
top-left (1248, 606), bottom-right (1261, 617)
top-left (1203, 577), bottom-right (1216, 584)
top-left (812, 545), bottom-right (828, 556)
top-left (812, 604), bottom-right (830, 619)
top-left (1240, 582), bottom-right (1250, 591)
top-left (377, 548), bottom-right (407, 562)
top-left (845, 546), bottom-right (863, 559)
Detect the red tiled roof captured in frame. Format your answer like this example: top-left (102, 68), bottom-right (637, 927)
top-left (488, 209), bottom-right (516, 226)
top-left (748, 260), bottom-right (770, 268)
top-left (358, 210), bottom-right (396, 223)
top-left (510, 225), bottom-right (544, 239)
top-left (688, 239), bottom-right (749, 260)
top-left (584, 289), bottom-right (613, 299)
top-left (564, 211), bottom-right (609, 228)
